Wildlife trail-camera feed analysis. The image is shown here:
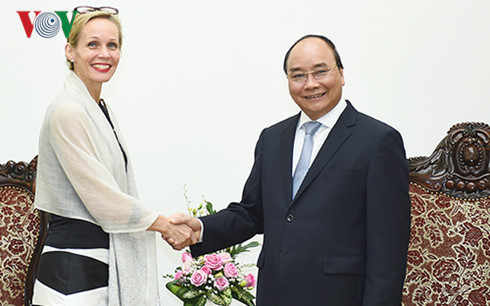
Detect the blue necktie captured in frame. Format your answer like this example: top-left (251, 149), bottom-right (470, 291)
top-left (292, 121), bottom-right (322, 198)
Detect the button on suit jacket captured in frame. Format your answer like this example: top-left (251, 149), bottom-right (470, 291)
top-left (191, 101), bottom-right (411, 306)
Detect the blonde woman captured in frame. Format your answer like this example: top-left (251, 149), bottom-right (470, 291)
top-left (32, 7), bottom-right (195, 305)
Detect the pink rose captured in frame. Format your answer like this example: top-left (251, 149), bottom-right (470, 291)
top-left (181, 252), bottom-right (193, 263)
top-left (223, 263), bottom-right (238, 279)
top-left (190, 270), bottom-right (207, 287)
top-left (219, 252), bottom-right (232, 264)
top-left (204, 254), bottom-right (223, 270)
top-left (174, 270), bottom-right (184, 281)
top-left (201, 265), bottom-right (212, 275)
top-left (243, 273), bottom-right (256, 288)
top-left (214, 276), bottom-right (229, 291)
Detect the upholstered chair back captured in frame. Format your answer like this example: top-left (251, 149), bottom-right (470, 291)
top-left (403, 122), bottom-right (490, 305)
top-left (0, 157), bottom-right (47, 306)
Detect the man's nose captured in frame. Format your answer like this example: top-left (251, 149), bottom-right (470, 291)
top-left (304, 73), bottom-right (319, 88)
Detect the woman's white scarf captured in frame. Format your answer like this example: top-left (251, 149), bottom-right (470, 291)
top-left (35, 72), bottom-right (160, 305)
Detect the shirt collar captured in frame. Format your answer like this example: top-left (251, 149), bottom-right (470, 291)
top-left (297, 98), bottom-right (347, 130)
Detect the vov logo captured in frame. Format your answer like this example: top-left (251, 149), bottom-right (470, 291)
top-left (17, 11), bottom-right (77, 38)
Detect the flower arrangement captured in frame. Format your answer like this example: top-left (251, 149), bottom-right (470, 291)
top-left (165, 191), bottom-right (259, 306)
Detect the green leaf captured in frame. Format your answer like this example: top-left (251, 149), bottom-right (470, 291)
top-left (195, 295), bottom-right (207, 306)
top-left (229, 241), bottom-right (260, 258)
top-left (183, 288), bottom-right (202, 299)
top-left (166, 282), bottom-right (205, 305)
top-left (205, 200), bottom-right (217, 215)
top-left (221, 288), bottom-right (233, 305)
top-left (166, 282), bottom-right (188, 297)
top-left (231, 286), bottom-right (256, 306)
top-left (207, 291), bottom-right (227, 305)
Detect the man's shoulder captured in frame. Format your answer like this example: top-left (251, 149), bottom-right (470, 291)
top-left (345, 102), bottom-right (399, 135)
top-left (356, 111), bottom-right (400, 137)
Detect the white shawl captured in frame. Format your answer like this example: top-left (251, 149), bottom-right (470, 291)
top-left (35, 72), bottom-right (160, 305)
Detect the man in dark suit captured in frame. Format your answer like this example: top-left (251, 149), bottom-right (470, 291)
top-left (173, 34), bottom-right (411, 305)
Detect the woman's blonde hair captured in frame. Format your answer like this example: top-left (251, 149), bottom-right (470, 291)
top-left (66, 11), bottom-right (123, 70)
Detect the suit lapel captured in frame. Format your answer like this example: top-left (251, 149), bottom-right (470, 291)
top-left (291, 101), bottom-right (358, 204)
top-left (280, 114), bottom-right (300, 205)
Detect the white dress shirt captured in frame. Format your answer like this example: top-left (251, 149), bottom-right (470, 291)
top-left (292, 99), bottom-right (347, 175)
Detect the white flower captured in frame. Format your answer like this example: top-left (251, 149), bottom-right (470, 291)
top-left (182, 260), bottom-right (193, 274)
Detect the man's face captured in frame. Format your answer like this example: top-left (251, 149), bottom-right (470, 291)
top-left (286, 37), bottom-right (345, 120)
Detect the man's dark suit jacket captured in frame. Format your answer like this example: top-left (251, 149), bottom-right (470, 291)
top-left (191, 101), bottom-right (411, 306)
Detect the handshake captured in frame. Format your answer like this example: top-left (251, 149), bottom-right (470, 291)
top-left (148, 213), bottom-right (202, 250)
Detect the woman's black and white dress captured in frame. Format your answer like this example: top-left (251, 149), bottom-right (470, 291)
top-left (32, 72), bottom-right (160, 305)
top-left (33, 215), bottom-right (109, 305)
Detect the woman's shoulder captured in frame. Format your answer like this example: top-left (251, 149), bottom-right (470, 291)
top-left (43, 94), bottom-right (91, 132)
top-left (48, 96), bottom-right (85, 118)
top-left (46, 76), bottom-right (90, 118)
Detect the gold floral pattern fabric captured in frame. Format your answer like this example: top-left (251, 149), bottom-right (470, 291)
top-left (403, 183), bottom-right (490, 305)
top-left (0, 186), bottom-right (39, 306)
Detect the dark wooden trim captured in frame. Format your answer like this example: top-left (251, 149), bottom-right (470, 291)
top-left (408, 122), bottom-right (490, 199)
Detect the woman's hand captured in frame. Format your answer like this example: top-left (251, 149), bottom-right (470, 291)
top-left (148, 214), bottom-right (197, 250)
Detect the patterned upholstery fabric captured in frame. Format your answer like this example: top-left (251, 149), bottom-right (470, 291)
top-left (403, 182), bottom-right (490, 305)
top-left (0, 185), bottom-right (40, 306)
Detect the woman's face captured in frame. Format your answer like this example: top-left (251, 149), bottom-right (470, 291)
top-left (66, 17), bottom-right (120, 92)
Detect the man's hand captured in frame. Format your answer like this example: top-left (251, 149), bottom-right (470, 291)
top-left (148, 215), bottom-right (197, 250)
top-left (170, 212), bottom-right (202, 243)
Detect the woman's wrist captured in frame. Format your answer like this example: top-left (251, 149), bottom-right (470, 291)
top-left (147, 214), bottom-right (169, 235)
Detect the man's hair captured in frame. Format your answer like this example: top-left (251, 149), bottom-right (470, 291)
top-left (283, 34), bottom-right (344, 74)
